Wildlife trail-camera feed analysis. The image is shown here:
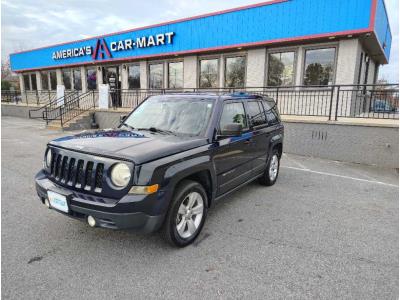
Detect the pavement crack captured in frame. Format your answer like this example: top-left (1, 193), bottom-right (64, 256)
top-left (27, 256), bottom-right (43, 264)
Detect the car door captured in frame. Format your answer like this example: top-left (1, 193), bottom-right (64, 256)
top-left (213, 100), bottom-right (254, 196)
top-left (244, 100), bottom-right (270, 175)
top-left (258, 98), bottom-right (283, 170)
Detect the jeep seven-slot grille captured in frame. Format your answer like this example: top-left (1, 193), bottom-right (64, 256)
top-left (50, 153), bottom-right (104, 192)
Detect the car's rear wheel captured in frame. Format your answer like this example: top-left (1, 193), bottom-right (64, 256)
top-left (162, 180), bottom-right (207, 247)
top-left (259, 149), bottom-right (280, 186)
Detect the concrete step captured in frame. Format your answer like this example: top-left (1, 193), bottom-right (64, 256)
top-left (46, 111), bottom-right (94, 131)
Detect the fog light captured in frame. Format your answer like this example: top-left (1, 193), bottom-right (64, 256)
top-left (44, 198), bottom-right (50, 208)
top-left (87, 215), bottom-right (96, 227)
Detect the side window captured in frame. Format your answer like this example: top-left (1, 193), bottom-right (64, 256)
top-left (219, 102), bottom-right (247, 131)
top-left (246, 101), bottom-right (267, 127)
top-left (262, 100), bottom-right (280, 126)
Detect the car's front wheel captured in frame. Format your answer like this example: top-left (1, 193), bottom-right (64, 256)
top-left (259, 149), bottom-right (280, 186)
top-left (162, 180), bottom-right (207, 247)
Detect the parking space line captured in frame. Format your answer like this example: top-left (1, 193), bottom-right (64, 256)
top-left (282, 166), bottom-right (399, 188)
top-left (282, 153), bottom-right (309, 170)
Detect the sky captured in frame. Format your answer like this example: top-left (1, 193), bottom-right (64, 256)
top-left (1, 0), bottom-right (398, 82)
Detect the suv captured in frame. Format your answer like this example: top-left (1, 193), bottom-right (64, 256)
top-left (35, 93), bottom-right (284, 247)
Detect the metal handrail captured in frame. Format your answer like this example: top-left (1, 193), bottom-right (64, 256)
top-left (29, 91), bottom-right (79, 119)
top-left (59, 91), bottom-right (96, 127)
top-left (42, 91), bottom-right (94, 126)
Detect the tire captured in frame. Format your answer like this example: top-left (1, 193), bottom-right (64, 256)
top-left (162, 180), bottom-right (208, 247)
top-left (258, 149), bottom-right (280, 186)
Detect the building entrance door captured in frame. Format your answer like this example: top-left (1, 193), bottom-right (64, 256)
top-left (103, 66), bottom-right (121, 108)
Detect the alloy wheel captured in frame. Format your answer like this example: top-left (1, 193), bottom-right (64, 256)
top-left (269, 154), bottom-right (279, 181)
top-left (176, 191), bottom-right (204, 239)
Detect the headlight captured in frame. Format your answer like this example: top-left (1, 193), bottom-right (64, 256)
top-left (45, 149), bottom-right (52, 169)
top-left (110, 163), bottom-right (131, 187)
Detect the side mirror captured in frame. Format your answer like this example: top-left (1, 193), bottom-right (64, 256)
top-left (120, 115), bottom-right (127, 123)
top-left (219, 123), bottom-right (243, 137)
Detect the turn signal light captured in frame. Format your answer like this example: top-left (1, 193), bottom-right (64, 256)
top-left (129, 184), bottom-right (159, 195)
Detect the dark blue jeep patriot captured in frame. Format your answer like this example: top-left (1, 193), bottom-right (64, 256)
top-left (35, 93), bottom-right (284, 247)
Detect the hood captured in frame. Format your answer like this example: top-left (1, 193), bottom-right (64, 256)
top-left (49, 129), bottom-right (208, 164)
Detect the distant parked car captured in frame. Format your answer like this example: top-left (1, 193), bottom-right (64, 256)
top-left (373, 99), bottom-right (397, 113)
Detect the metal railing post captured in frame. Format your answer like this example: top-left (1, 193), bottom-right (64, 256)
top-left (369, 88), bottom-right (375, 113)
top-left (328, 85), bottom-right (335, 120)
top-left (60, 106), bottom-right (63, 127)
top-left (334, 86), bottom-right (341, 121)
top-left (45, 106), bottom-right (48, 125)
top-left (275, 87), bottom-right (279, 106)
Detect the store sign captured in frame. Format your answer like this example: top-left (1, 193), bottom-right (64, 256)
top-left (52, 32), bottom-right (175, 61)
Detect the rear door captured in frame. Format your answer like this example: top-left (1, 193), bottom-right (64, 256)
top-left (213, 100), bottom-right (254, 196)
top-left (244, 100), bottom-right (270, 175)
top-left (261, 97), bottom-right (283, 162)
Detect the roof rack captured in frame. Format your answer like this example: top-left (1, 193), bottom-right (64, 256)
top-left (224, 91), bottom-right (263, 99)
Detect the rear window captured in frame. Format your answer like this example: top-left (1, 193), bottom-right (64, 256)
top-left (262, 98), bottom-right (280, 125)
top-left (246, 101), bottom-right (267, 126)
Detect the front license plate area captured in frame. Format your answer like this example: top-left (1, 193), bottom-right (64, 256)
top-left (47, 191), bottom-right (69, 213)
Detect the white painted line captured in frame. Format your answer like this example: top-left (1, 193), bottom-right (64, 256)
top-left (282, 153), bottom-right (309, 170)
top-left (282, 166), bottom-right (399, 188)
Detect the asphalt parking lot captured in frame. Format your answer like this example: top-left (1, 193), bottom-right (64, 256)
top-left (1, 116), bottom-right (398, 299)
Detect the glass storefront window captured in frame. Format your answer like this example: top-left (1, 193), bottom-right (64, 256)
top-left (86, 68), bottom-right (97, 90)
top-left (199, 59), bottom-right (219, 88)
top-left (73, 69), bottom-right (82, 90)
top-left (267, 51), bottom-right (295, 86)
top-left (62, 70), bottom-right (72, 89)
top-left (41, 72), bottom-right (49, 90)
top-left (225, 56), bottom-right (246, 88)
top-left (303, 48), bottom-right (336, 86)
top-left (168, 61), bottom-right (183, 89)
top-left (49, 71), bottom-right (57, 90)
top-left (149, 63), bottom-right (163, 89)
top-left (128, 65), bottom-right (140, 89)
top-left (23, 74), bottom-right (30, 90)
top-left (30, 74), bottom-right (37, 90)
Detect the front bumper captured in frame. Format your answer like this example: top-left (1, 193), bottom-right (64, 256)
top-left (35, 170), bottom-right (166, 233)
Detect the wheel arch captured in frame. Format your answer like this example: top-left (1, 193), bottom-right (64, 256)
top-left (162, 156), bottom-right (217, 209)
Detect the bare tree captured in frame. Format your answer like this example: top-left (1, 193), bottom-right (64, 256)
top-left (1, 58), bottom-right (12, 81)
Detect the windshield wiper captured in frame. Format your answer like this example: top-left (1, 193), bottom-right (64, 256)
top-left (137, 127), bottom-right (176, 135)
top-left (121, 123), bottom-right (135, 131)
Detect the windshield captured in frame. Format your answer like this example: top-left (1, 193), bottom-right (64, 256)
top-left (123, 96), bottom-right (214, 136)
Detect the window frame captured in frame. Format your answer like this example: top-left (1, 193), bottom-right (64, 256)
top-left (265, 48), bottom-right (298, 87)
top-left (218, 99), bottom-right (250, 134)
top-left (40, 71), bottom-right (49, 90)
top-left (62, 69), bottom-right (73, 90)
top-left (86, 67), bottom-right (97, 90)
top-left (198, 56), bottom-right (220, 89)
top-left (127, 63), bottom-right (141, 90)
top-left (224, 54), bottom-right (247, 88)
top-left (261, 98), bottom-right (281, 126)
top-left (148, 62), bottom-right (164, 89)
top-left (30, 73), bottom-right (37, 91)
top-left (244, 100), bottom-right (268, 128)
top-left (49, 71), bottom-right (57, 90)
top-left (167, 60), bottom-right (184, 89)
top-left (23, 74), bottom-right (31, 91)
top-left (73, 68), bottom-right (82, 91)
top-left (301, 45), bottom-right (338, 86)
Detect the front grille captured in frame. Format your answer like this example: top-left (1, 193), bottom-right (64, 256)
top-left (50, 152), bottom-right (105, 193)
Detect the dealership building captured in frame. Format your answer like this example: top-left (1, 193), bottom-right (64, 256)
top-left (10, 0), bottom-right (391, 99)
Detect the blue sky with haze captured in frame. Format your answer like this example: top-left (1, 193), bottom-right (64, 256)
top-left (1, 0), bottom-right (398, 82)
